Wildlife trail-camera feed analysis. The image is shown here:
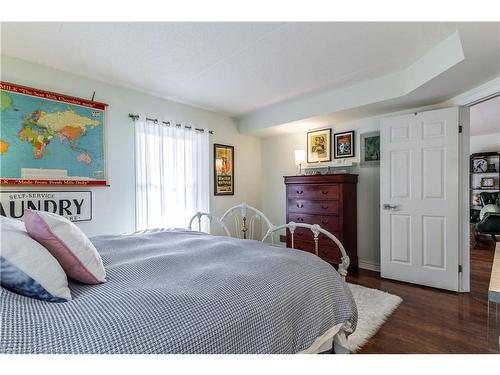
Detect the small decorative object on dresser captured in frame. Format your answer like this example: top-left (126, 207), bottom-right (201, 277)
top-left (284, 174), bottom-right (358, 267)
top-left (307, 128), bottom-right (331, 163)
top-left (334, 130), bottom-right (355, 159)
top-left (214, 144), bottom-right (234, 196)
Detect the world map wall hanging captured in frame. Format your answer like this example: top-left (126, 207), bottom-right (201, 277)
top-left (0, 82), bottom-right (108, 186)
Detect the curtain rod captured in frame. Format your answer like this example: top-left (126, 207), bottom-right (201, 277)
top-left (128, 114), bottom-right (214, 134)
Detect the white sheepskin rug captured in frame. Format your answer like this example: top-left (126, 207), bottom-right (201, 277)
top-left (345, 283), bottom-right (402, 352)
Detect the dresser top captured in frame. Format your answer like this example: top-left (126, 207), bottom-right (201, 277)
top-left (284, 174), bottom-right (358, 184)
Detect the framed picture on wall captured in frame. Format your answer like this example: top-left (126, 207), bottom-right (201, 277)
top-left (214, 144), bottom-right (234, 196)
top-left (307, 128), bottom-right (332, 163)
top-left (360, 131), bottom-right (380, 166)
top-left (334, 130), bottom-right (355, 159)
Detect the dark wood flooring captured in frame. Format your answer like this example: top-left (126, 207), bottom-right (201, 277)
top-left (346, 237), bottom-right (500, 353)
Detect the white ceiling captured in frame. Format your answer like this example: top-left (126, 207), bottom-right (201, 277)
top-left (470, 96), bottom-right (500, 136)
top-left (1, 22), bottom-right (499, 135)
top-left (0, 22), bottom-right (472, 114)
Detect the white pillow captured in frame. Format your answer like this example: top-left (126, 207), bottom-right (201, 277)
top-left (0, 216), bottom-right (72, 302)
top-left (24, 209), bottom-right (106, 284)
top-left (479, 204), bottom-right (500, 220)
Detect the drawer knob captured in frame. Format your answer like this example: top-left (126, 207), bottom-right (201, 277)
top-left (321, 219), bottom-right (328, 224)
top-left (322, 190), bottom-right (329, 195)
top-left (297, 217), bottom-right (304, 222)
top-left (297, 190), bottom-right (304, 194)
top-left (297, 203), bottom-right (304, 208)
top-left (321, 205), bottom-right (329, 209)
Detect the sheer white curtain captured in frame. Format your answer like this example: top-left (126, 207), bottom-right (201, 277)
top-left (135, 120), bottom-right (210, 231)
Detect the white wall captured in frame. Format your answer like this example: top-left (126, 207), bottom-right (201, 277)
top-left (261, 117), bottom-right (381, 267)
top-left (470, 133), bottom-right (500, 154)
top-left (0, 55), bottom-right (262, 237)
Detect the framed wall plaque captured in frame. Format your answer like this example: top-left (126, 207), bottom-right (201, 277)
top-left (214, 144), bottom-right (234, 195)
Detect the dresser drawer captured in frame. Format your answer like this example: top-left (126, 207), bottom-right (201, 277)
top-left (287, 184), bottom-right (340, 200)
top-left (291, 239), bottom-right (342, 264)
top-left (288, 228), bottom-right (341, 243)
top-left (287, 213), bottom-right (340, 232)
top-left (288, 199), bottom-right (339, 215)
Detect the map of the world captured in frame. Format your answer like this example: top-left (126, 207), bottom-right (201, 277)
top-left (0, 82), bottom-right (107, 186)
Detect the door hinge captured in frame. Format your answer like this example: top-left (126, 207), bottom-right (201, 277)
top-left (459, 125), bottom-right (463, 133)
top-left (458, 265), bottom-right (463, 273)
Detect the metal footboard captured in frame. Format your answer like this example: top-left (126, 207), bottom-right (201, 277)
top-left (188, 203), bottom-right (350, 278)
top-left (261, 222), bottom-right (350, 279)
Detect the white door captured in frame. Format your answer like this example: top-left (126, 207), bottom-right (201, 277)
top-left (380, 107), bottom-right (460, 291)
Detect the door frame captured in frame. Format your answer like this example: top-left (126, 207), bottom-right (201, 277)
top-left (452, 81), bottom-right (500, 292)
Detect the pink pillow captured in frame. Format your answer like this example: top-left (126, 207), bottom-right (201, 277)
top-left (24, 209), bottom-right (106, 284)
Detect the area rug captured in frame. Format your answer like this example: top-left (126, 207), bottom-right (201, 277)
top-left (345, 283), bottom-right (402, 352)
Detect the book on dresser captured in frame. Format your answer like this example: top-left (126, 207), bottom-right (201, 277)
top-left (284, 174), bottom-right (358, 268)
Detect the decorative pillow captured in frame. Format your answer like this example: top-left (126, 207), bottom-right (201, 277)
top-left (479, 204), bottom-right (500, 221)
top-left (24, 209), bottom-right (106, 284)
top-left (0, 216), bottom-right (72, 302)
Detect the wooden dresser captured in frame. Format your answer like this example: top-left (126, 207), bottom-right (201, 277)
top-left (284, 174), bottom-right (358, 268)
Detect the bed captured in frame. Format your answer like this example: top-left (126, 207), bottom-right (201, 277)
top-left (0, 204), bottom-right (357, 354)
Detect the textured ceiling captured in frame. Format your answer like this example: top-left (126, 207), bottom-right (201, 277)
top-left (1, 22), bottom-right (460, 115)
top-left (1, 22), bottom-right (499, 134)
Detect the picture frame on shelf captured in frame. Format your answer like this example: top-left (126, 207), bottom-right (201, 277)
top-left (486, 163), bottom-right (497, 173)
top-left (472, 158), bottom-right (488, 173)
top-left (334, 130), bottom-right (355, 159)
top-left (307, 128), bottom-right (332, 163)
top-left (480, 177), bottom-right (495, 188)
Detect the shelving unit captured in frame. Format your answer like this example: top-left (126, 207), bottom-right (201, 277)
top-left (470, 152), bottom-right (500, 221)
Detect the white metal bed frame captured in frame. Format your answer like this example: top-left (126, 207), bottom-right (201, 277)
top-left (188, 202), bottom-right (350, 279)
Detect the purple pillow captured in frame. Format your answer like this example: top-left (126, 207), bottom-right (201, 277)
top-left (24, 210), bottom-right (106, 284)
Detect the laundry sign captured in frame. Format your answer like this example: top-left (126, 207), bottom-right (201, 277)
top-left (0, 191), bottom-right (92, 222)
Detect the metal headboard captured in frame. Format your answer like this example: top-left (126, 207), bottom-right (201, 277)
top-left (187, 212), bottom-right (231, 237)
top-left (188, 203), bottom-right (350, 278)
top-left (220, 203), bottom-right (274, 240)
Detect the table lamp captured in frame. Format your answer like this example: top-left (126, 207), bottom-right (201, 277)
top-left (295, 150), bottom-right (306, 175)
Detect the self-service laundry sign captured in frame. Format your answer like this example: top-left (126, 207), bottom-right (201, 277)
top-left (0, 191), bottom-right (92, 222)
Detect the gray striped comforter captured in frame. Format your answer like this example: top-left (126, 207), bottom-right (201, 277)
top-left (0, 229), bottom-right (357, 354)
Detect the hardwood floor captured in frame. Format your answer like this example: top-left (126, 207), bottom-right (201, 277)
top-left (346, 237), bottom-right (500, 353)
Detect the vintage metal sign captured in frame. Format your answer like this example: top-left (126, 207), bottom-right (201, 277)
top-left (0, 191), bottom-right (92, 222)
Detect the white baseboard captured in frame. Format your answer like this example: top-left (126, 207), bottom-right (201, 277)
top-left (358, 259), bottom-right (380, 272)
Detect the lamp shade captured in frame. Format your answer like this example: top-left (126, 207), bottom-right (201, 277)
top-left (295, 150), bottom-right (306, 165)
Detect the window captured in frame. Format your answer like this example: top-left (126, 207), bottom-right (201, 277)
top-left (135, 120), bottom-right (209, 231)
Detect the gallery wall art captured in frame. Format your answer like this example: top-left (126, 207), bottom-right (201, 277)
top-left (214, 144), bottom-right (234, 195)
top-left (360, 131), bottom-right (380, 166)
top-left (307, 128), bottom-right (331, 163)
top-left (334, 130), bottom-right (355, 159)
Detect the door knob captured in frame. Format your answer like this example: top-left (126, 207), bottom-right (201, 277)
top-left (383, 204), bottom-right (398, 210)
